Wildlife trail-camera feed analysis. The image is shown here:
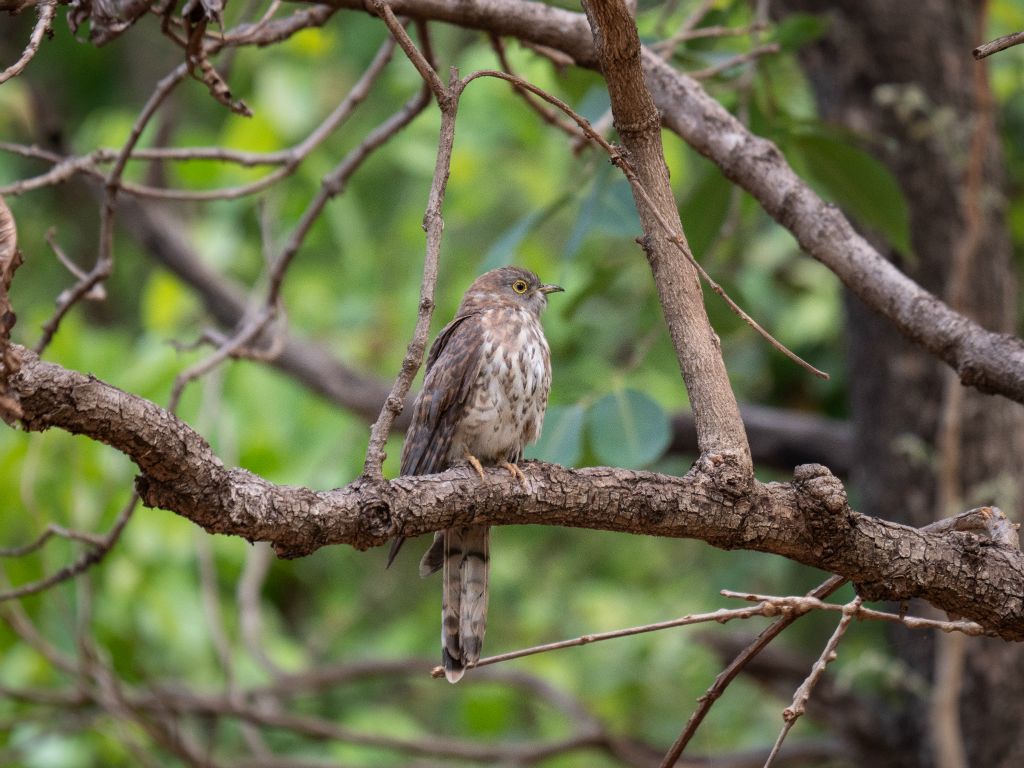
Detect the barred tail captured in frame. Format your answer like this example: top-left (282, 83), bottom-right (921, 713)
top-left (436, 524), bottom-right (489, 683)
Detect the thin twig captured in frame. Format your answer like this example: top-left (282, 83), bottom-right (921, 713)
top-left (0, 494), bottom-right (137, 602)
top-left (361, 32), bottom-right (458, 479)
top-left (762, 597), bottom-right (862, 768)
top-left (0, 523), bottom-right (107, 557)
top-left (237, 543), bottom-right (285, 677)
top-left (973, 29), bottom-right (1024, 59)
top-left (0, 0), bottom-right (56, 85)
top-left (430, 602), bottom-right (784, 679)
top-left (34, 63), bottom-right (189, 354)
top-left (44, 228), bottom-right (106, 300)
top-left (658, 575), bottom-right (847, 768)
top-left (718, 590), bottom-right (988, 636)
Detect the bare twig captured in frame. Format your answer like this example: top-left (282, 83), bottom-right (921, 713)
top-left (44, 228), bottom-right (105, 300)
top-left (430, 602), bottom-right (810, 679)
top-left (972, 29), bottom-right (1024, 59)
top-left (762, 597), bottom-right (862, 768)
top-left (0, 522), bottom-right (107, 557)
top-left (659, 575), bottom-right (847, 768)
top-left (718, 591), bottom-right (987, 636)
top-left (0, 0), bottom-right (56, 85)
top-left (237, 543), bottom-right (284, 676)
top-left (34, 63), bottom-right (189, 354)
top-left (362, 25), bottom-right (458, 478)
top-left (0, 494), bottom-right (137, 602)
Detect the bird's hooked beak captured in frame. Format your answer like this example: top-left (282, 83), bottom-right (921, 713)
top-left (539, 283), bottom-right (564, 295)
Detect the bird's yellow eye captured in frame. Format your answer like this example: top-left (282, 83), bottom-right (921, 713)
top-left (512, 279), bottom-right (529, 294)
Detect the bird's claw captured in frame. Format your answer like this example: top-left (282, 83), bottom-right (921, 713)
top-left (498, 460), bottom-right (529, 488)
top-left (464, 452), bottom-right (486, 480)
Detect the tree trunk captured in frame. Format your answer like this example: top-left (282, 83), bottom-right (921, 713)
top-left (773, 1), bottom-right (1024, 765)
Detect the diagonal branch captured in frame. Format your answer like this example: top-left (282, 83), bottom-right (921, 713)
top-left (314, 0), bottom-right (1024, 406)
top-left (4, 347), bottom-right (1024, 641)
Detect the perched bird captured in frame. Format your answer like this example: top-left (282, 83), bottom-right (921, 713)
top-left (388, 266), bottom-right (562, 683)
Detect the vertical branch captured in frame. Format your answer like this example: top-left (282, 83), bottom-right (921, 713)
top-left (361, 8), bottom-right (462, 480)
top-left (762, 596), bottom-right (862, 768)
top-left (580, 0), bottom-right (752, 476)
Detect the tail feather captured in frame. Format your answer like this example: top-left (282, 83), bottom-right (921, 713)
top-left (440, 525), bottom-right (489, 683)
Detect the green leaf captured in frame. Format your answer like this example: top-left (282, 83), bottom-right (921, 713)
top-left (682, 167), bottom-right (733, 257)
top-left (586, 389), bottom-right (671, 468)
top-left (785, 130), bottom-right (913, 257)
top-left (773, 12), bottom-right (830, 52)
top-left (525, 404), bottom-right (585, 466)
top-left (565, 166), bottom-right (641, 258)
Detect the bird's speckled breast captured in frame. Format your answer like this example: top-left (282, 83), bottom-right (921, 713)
top-left (449, 306), bottom-right (551, 464)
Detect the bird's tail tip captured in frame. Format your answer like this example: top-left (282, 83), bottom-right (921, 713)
top-left (442, 649), bottom-right (466, 683)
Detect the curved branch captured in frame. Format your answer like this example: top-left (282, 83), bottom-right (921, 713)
top-left (5, 347), bottom-right (1024, 640)
top-left (315, 0), bottom-right (1024, 404)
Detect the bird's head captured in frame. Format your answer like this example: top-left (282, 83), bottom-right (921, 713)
top-left (460, 266), bottom-right (564, 315)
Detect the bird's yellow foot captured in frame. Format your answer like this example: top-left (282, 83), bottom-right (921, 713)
top-left (464, 452), bottom-right (486, 480)
top-left (498, 460), bottom-right (528, 487)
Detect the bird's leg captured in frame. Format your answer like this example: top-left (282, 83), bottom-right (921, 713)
top-left (464, 452), bottom-right (487, 480)
top-left (498, 460), bottom-right (529, 488)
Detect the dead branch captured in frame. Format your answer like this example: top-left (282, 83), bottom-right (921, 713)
top-left (763, 597), bottom-right (862, 767)
top-left (973, 29), bottom-right (1024, 60)
top-left (0, 0), bottom-right (55, 84)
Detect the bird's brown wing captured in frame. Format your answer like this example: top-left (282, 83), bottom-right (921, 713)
top-left (399, 311), bottom-right (485, 477)
top-left (387, 313), bottom-right (484, 568)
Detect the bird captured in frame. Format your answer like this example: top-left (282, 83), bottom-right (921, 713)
top-left (388, 266), bottom-right (562, 683)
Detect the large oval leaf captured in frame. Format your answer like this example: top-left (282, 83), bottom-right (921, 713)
top-left (784, 129), bottom-right (912, 258)
top-left (586, 389), bottom-right (671, 468)
top-left (525, 404), bottom-right (585, 466)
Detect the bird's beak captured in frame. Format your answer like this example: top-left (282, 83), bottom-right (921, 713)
top-left (539, 283), bottom-right (564, 295)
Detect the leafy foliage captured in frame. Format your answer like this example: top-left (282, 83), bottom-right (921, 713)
top-left (1, 0), bottom-right (1022, 765)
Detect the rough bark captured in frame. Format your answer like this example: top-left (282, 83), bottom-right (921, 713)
top-left (5, 346), bottom-right (1024, 642)
top-left (774, 1), bottom-right (1024, 766)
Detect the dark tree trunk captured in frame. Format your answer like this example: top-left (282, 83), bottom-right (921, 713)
top-left (772, 1), bottom-right (1024, 766)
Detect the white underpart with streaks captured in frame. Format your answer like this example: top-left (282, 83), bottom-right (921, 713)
top-left (449, 306), bottom-right (551, 464)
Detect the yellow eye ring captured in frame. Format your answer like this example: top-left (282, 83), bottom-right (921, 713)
top-left (512, 279), bottom-right (529, 294)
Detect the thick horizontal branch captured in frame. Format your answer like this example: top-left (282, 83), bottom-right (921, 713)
top-left (318, 0), bottom-right (1024, 405)
top-left (5, 348), bottom-right (1023, 640)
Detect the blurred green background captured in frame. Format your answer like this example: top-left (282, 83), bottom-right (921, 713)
top-left (1, 0), bottom-right (1023, 765)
